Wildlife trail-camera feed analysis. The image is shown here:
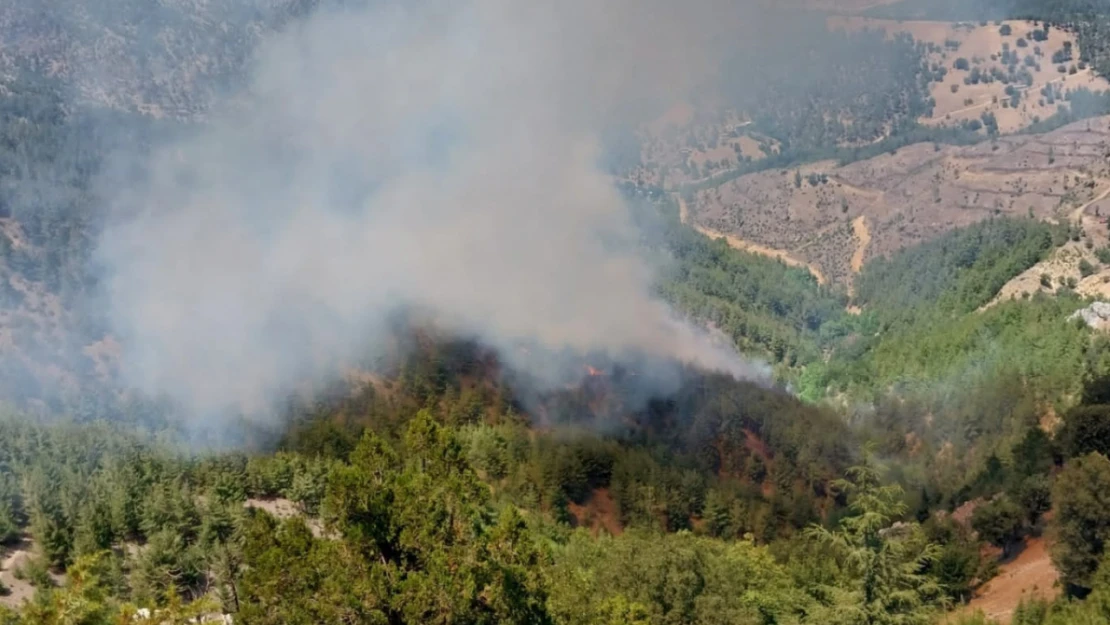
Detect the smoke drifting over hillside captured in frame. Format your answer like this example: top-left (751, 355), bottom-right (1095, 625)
top-left (97, 0), bottom-right (765, 418)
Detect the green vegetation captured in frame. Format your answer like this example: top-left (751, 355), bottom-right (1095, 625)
top-left (627, 181), bottom-right (1100, 501)
top-left (854, 219), bottom-right (1066, 319)
top-left (0, 408), bottom-right (962, 624)
top-left (678, 125), bottom-right (985, 195)
top-left (630, 190), bottom-right (844, 366)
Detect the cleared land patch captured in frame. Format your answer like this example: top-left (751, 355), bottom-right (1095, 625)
top-left (689, 116), bottom-right (1110, 286)
top-left (953, 536), bottom-right (1060, 625)
top-left (677, 195), bottom-right (827, 284)
top-left (828, 17), bottom-right (1110, 134)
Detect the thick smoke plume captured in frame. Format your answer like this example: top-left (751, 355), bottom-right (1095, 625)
top-left (97, 0), bottom-right (765, 418)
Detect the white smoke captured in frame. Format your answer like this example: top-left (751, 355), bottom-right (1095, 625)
top-left (97, 0), bottom-right (766, 418)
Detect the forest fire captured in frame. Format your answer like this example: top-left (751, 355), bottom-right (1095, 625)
top-left (585, 365), bottom-right (605, 377)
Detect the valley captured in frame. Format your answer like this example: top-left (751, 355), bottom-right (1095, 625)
top-left (684, 115), bottom-right (1110, 288)
top-left (2, 0), bottom-right (1110, 624)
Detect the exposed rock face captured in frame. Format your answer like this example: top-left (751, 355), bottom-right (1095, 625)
top-left (1069, 301), bottom-right (1110, 329)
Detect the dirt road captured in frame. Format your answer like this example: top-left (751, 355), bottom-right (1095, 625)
top-left (676, 195), bottom-right (828, 285)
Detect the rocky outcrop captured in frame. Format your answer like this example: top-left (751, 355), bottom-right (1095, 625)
top-left (1069, 301), bottom-right (1110, 329)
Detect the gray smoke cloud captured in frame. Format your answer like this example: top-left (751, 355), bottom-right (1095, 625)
top-left (96, 0), bottom-right (768, 418)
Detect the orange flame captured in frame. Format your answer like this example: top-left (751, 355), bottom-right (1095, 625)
top-left (585, 365), bottom-right (604, 377)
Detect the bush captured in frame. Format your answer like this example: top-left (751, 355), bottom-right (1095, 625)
top-left (14, 556), bottom-right (53, 589)
top-left (955, 57), bottom-right (970, 71)
top-left (1080, 259), bottom-right (1097, 277)
top-left (1000, 24), bottom-right (1012, 36)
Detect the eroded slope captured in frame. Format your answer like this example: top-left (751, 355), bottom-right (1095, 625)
top-left (689, 116), bottom-right (1110, 286)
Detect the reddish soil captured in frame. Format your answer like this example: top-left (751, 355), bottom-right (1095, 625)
top-left (566, 488), bottom-right (623, 536)
top-left (956, 536), bottom-right (1061, 625)
top-left (742, 428), bottom-right (772, 462)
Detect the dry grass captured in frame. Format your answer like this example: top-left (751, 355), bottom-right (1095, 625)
top-left (690, 115), bottom-right (1110, 286)
top-left (245, 498), bottom-right (328, 538)
top-left (988, 210), bottom-right (1110, 307)
top-left (678, 195), bottom-right (828, 284)
top-left (828, 18), bottom-right (1110, 134)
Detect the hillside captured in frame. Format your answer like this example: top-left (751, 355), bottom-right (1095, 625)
top-left (0, 0), bottom-right (316, 119)
top-left (4, 0), bottom-right (1110, 623)
top-left (686, 115), bottom-right (1110, 287)
top-left (828, 17), bottom-right (1110, 134)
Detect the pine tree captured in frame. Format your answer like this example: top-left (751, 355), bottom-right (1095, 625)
top-left (702, 490), bottom-right (732, 538)
top-left (807, 453), bottom-right (944, 625)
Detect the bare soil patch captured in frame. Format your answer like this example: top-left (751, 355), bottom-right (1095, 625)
top-left (690, 116), bottom-right (1110, 286)
top-left (0, 537), bottom-right (40, 609)
top-left (989, 208), bottom-right (1110, 306)
top-left (957, 536), bottom-right (1060, 625)
top-left (828, 18), bottom-right (1110, 134)
top-left (245, 498), bottom-right (327, 538)
top-left (567, 488), bottom-right (623, 537)
top-left (850, 215), bottom-right (871, 273)
top-left (678, 195), bottom-right (827, 284)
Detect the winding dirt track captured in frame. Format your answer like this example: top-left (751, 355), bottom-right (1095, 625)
top-left (850, 216), bottom-right (871, 273)
top-left (676, 195), bottom-right (828, 285)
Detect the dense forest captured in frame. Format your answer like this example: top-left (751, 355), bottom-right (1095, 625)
top-left (2, 340), bottom-right (1110, 623)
